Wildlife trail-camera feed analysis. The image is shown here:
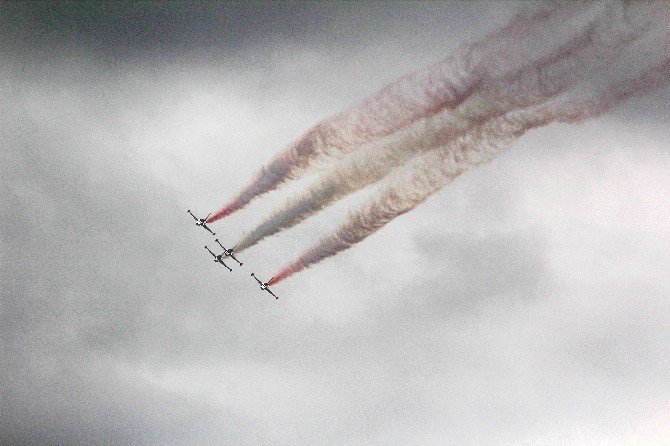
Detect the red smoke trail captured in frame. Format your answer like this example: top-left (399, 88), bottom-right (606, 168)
top-left (269, 57), bottom-right (670, 284)
top-left (207, 3), bottom-right (596, 223)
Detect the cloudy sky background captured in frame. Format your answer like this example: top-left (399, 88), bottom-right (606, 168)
top-left (2, 2), bottom-right (670, 445)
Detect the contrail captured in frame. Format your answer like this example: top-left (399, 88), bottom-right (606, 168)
top-left (268, 7), bottom-right (670, 284)
top-left (207, 3), bottom-right (603, 222)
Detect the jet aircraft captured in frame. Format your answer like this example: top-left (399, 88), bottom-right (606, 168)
top-left (205, 246), bottom-right (232, 272)
top-left (187, 210), bottom-right (215, 235)
top-left (251, 273), bottom-right (278, 299)
top-left (215, 239), bottom-right (243, 266)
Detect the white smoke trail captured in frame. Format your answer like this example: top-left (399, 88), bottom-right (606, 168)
top-left (208, 2), bottom-right (604, 222)
top-left (269, 4), bottom-right (670, 284)
top-left (235, 33), bottom-right (586, 251)
top-left (236, 1), bottom-right (667, 252)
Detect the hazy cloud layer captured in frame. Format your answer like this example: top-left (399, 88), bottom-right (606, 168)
top-left (2, 2), bottom-right (669, 445)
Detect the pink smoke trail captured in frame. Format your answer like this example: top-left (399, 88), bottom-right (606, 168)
top-left (208, 3), bottom-right (600, 222)
top-left (234, 20), bottom-right (601, 252)
top-left (237, 0), bottom-right (669, 251)
top-left (269, 55), bottom-right (670, 285)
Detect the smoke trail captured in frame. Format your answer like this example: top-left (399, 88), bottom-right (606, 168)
top-left (269, 17), bottom-right (670, 284)
top-left (235, 82), bottom-right (559, 252)
top-left (207, 3), bottom-right (604, 222)
top-left (237, 1), bottom-right (668, 252)
top-left (234, 22), bottom-right (599, 251)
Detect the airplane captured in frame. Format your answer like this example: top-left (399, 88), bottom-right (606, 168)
top-left (215, 239), bottom-right (243, 266)
top-left (251, 273), bottom-right (278, 299)
top-left (205, 246), bottom-right (232, 272)
top-left (187, 210), bottom-right (215, 235)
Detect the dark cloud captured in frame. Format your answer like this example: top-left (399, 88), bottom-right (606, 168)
top-left (1, 1), bottom-right (503, 64)
top-left (2, 2), bottom-right (321, 56)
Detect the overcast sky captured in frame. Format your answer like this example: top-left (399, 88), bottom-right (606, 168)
top-left (2, 2), bottom-right (670, 445)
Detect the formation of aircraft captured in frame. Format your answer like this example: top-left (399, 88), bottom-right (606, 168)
top-left (187, 209), bottom-right (279, 300)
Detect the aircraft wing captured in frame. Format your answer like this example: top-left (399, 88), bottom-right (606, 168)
top-left (267, 289), bottom-right (278, 299)
top-left (252, 275), bottom-right (263, 285)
